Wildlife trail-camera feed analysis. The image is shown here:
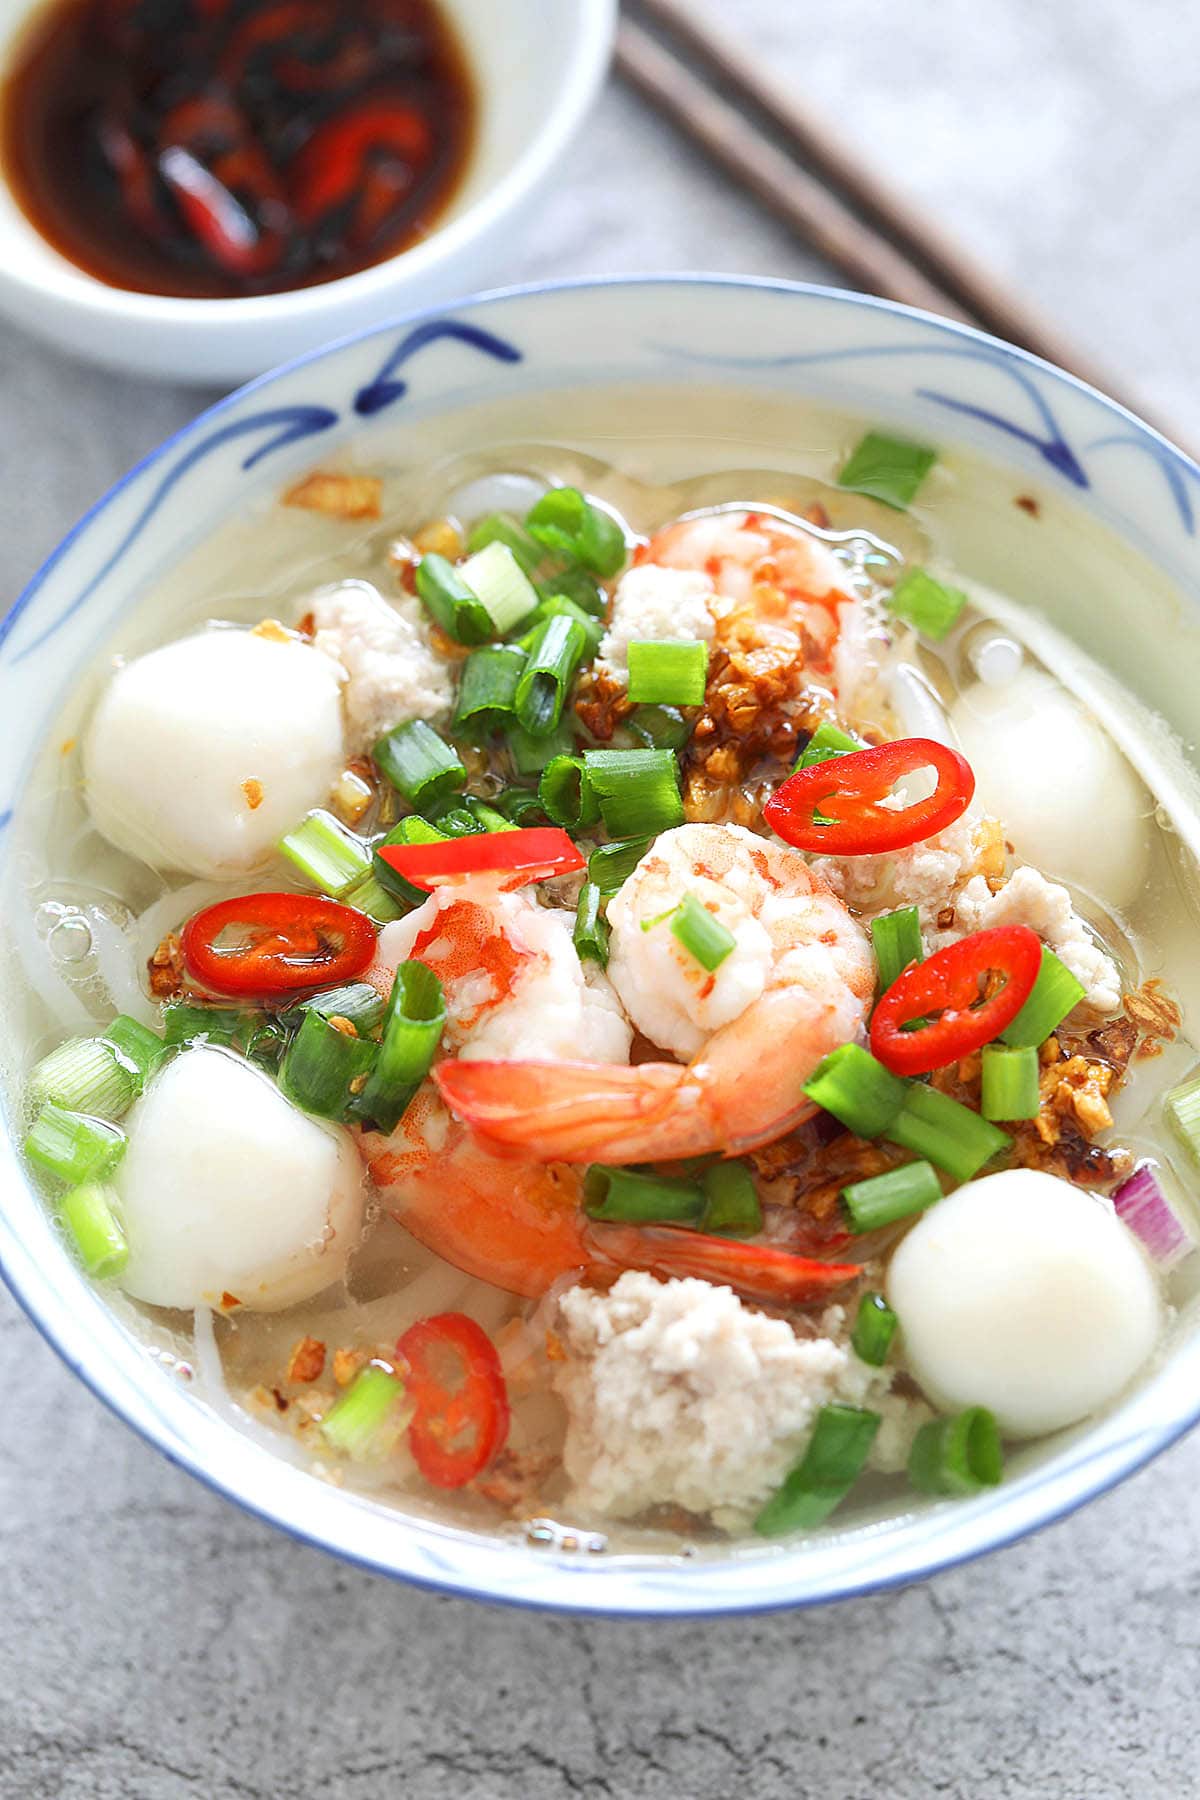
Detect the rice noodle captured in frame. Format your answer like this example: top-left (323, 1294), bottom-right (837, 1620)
top-left (10, 887), bottom-right (96, 1036)
top-left (87, 905), bottom-right (157, 1026)
top-left (192, 1305), bottom-right (310, 1467)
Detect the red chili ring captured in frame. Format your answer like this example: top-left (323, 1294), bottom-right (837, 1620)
top-left (870, 924), bottom-right (1044, 1076)
top-left (764, 737), bottom-right (976, 857)
top-left (396, 1312), bottom-right (510, 1490)
top-left (180, 892), bottom-right (376, 999)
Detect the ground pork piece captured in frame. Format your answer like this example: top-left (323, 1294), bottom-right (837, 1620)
top-left (930, 864), bottom-right (1121, 1015)
top-left (596, 564), bottom-right (717, 684)
top-left (812, 810), bottom-right (993, 935)
top-left (309, 578), bottom-right (453, 749)
top-left (554, 1273), bottom-right (925, 1532)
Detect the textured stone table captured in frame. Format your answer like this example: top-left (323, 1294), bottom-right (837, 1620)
top-left (3, 3), bottom-right (1199, 1795)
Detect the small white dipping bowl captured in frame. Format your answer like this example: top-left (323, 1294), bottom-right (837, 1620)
top-left (0, 0), bottom-right (614, 383)
top-left (3, 278), bottom-right (1200, 1616)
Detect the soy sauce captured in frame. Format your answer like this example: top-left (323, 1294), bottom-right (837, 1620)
top-left (1, 0), bottom-right (475, 299)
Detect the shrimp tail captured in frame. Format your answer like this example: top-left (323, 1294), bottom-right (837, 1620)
top-left (434, 1058), bottom-right (699, 1163)
top-left (585, 1224), bottom-right (863, 1302)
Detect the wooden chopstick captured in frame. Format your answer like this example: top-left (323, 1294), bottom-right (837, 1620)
top-left (617, 0), bottom-right (1181, 444)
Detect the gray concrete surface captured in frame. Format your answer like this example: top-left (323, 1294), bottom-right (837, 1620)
top-left (3, 2), bottom-right (1199, 1794)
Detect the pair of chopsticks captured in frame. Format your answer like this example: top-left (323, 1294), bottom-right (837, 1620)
top-left (616, 0), bottom-right (1181, 450)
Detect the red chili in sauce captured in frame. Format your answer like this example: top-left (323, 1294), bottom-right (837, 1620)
top-left (0, 0), bottom-right (475, 299)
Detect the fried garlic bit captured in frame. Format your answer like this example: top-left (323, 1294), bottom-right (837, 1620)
top-left (283, 471), bottom-right (383, 521)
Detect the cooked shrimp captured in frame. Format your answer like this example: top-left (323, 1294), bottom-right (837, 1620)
top-left (435, 824), bottom-right (875, 1165)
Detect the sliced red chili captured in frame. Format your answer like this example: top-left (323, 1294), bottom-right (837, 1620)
top-left (764, 737), bottom-right (975, 856)
top-left (180, 892), bottom-right (376, 999)
top-left (378, 827), bottom-right (585, 894)
top-left (870, 924), bottom-right (1043, 1076)
top-left (396, 1312), bottom-right (510, 1489)
top-left (291, 99), bottom-right (433, 242)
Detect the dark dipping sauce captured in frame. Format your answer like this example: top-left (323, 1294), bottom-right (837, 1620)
top-left (1, 0), bottom-right (475, 299)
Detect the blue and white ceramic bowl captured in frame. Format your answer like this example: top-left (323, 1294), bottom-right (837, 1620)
top-left (4, 277), bottom-right (1200, 1616)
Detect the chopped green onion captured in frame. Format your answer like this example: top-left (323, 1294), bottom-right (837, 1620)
top-left (240, 1016), bottom-right (290, 1071)
top-left (908, 1406), bottom-right (1003, 1497)
top-left (700, 1161), bottom-right (763, 1237)
top-left (415, 553), bottom-right (493, 645)
top-left (851, 1292), bottom-right (898, 1366)
top-left (573, 882), bottom-right (610, 967)
top-left (464, 796), bottom-right (518, 833)
top-left (795, 719), bottom-right (864, 772)
top-left (980, 1044), bottom-right (1040, 1122)
top-left (466, 511), bottom-right (542, 574)
top-left (888, 567), bottom-right (967, 640)
top-left (583, 1164), bottom-right (704, 1224)
top-left (103, 1016), bottom-right (167, 1088)
top-left (998, 948), bottom-right (1086, 1048)
top-left (538, 566), bottom-right (607, 616)
top-left (60, 1180), bottom-right (128, 1278)
top-left (842, 1159), bottom-right (942, 1232)
top-left (539, 754), bottom-right (601, 831)
top-left (29, 1037), bottom-right (138, 1121)
top-left (525, 487), bottom-right (626, 577)
top-left (755, 1403), bottom-right (880, 1535)
top-left (626, 704), bottom-right (692, 751)
top-left (452, 643), bottom-right (527, 739)
top-left (319, 1363), bottom-right (408, 1461)
top-left (583, 748), bottom-right (684, 839)
top-left (496, 788), bottom-right (547, 827)
top-left (626, 639), bottom-right (709, 708)
top-left (669, 891), bottom-right (735, 972)
top-left (372, 814), bottom-right (451, 905)
top-left (837, 430), bottom-right (937, 510)
top-left (871, 907), bottom-right (923, 994)
top-left (886, 1082), bottom-right (1010, 1183)
top-left (338, 870), bottom-right (406, 924)
top-left (522, 594), bottom-right (604, 657)
top-left (589, 835), bottom-right (652, 895)
top-left (279, 1010), bottom-right (378, 1120)
top-left (354, 959), bottom-right (446, 1134)
top-left (373, 719), bottom-right (466, 811)
top-left (279, 808), bottom-right (371, 897)
top-left (26, 1104), bottom-right (125, 1185)
top-left (1165, 1072), bottom-right (1200, 1167)
top-left (429, 804), bottom-right (485, 838)
top-left (514, 613), bottom-right (588, 736)
top-left (803, 1042), bottom-right (908, 1139)
top-left (291, 982), bottom-right (386, 1035)
top-left (506, 718), bottom-right (576, 776)
top-left (162, 1002), bottom-right (255, 1049)
top-left (459, 540), bottom-right (540, 634)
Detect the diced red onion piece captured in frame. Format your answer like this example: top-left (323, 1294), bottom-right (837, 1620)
top-left (1113, 1162), bottom-right (1197, 1270)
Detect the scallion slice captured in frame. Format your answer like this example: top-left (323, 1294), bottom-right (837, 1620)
top-left (354, 959), bottom-right (446, 1134)
top-left (319, 1363), bottom-right (408, 1461)
top-left (103, 1016), bottom-right (167, 1088)
top-left (795, 719), bottom-right (863, 771)
top-left (626, 705), bottom-right (692, 751)
top-left (754, 1403), bottom-right (880, 1535)
top-left (466, 511), bottom-right (542, 574)
top-left (871, 906), bottom-right (923, 993)
top-left (26, 1104), bottom-right (125, 1185)
top-left (459, 540), bottom-right (540, 634)
top-left (29, 1037), bottom-right (138, 1121)
top-left (998, 948), bottom-right (1086, 1048)
top-left (539, 754), bottom-right (601, 831)
top-left (885, 1083), bottom-right (1010, 1183)
top-left (464, 796), bottom-right (518, 833)
top-left (162, 1001), bottom-right (254, 1049)
top-left (514, 613), bottom-right (588, 737)
top-left (573, 882), bottom-right (610, 967)
top-left (980, 1044), bottom-right (1040, 1122)
top-left (525, 487), bottom-right (627, 578)
top-left (626, 638), bottom-right (709, 707)
top-left (429, 804), bottom-right (485, 838)
top-left (669, 891), bottom-right (735, 971)
top-left (373, 719), bottom-right (466, 811)
top-left (506, 718), bottom-right (576, 776)
top-left (292, 982), bottom-right (386, 1035)
top-left (851, 1292), bottom-right (898, 1366)
top-left (583, 1164), bottom-right (704, 1224)
top-left (803, 1042), bottom-right (908, 1139)
top-left (496, 788), bottom-right (548, 827)
top-left (837, 430), bottom-right (937, 510)
top-left (538, 566), bottom-right (606, 616)
top-left (700, 1161), bottom-right (763, 1237)
top-left (888, 566), bottom-right (967, 640)
top-left (415, 553), bottom-right (494, 645)
top-left (908, 1406), bottom-right (1003, 1497)
top-left (452, 643), bottom-right (527, 739)
top-left (60, 1180), bottom-right (128, 1279)
top-left (1165, 1072), bottom-right (1200, 1167)
top-left (842, 1159), bottom-right (942, 1232)
top-left (525, 594), bottom-right (604, 658)
top-left (279, 1010), bottom-right (378, 1120)
top-left (589, 835), bottom-right (652, 895)
top-left (338, 870), bottom-right (406, 924)
top-left (242, 1016), bottom-right (290, 1072)
top-left (583, 748), bottom-right (684, 839)
top-left (280, 808), bottom-right (371, 896)
top-left (372, 815), bottom-right (451, 905)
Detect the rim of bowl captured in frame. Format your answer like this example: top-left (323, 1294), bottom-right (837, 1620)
top-left (4, 272), bottom-right (1200, 1617)
top-left (0, 0), bottom-right (616, 328)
